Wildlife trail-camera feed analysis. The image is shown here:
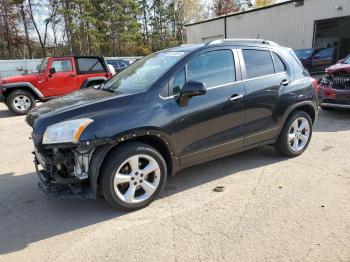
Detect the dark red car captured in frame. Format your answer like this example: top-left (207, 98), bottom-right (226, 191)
top-left (0, 56), bottom-right (112, 115)
top-left (318, 55), bottom-right (350, 109)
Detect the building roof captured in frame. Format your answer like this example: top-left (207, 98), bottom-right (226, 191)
top-left (185, 0), bottom-right (295, 27)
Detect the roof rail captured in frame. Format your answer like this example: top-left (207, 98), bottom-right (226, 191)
top-left (206, 39), bottom-right (279, 46)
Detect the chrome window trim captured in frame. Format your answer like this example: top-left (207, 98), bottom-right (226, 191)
top-left (159, 71), bottom-right (286, 100)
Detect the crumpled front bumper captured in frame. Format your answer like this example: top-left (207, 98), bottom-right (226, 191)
top-left (33, 145), bottom-right (96, 199)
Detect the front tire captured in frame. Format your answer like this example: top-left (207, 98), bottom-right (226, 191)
top-left (101, 142), bottom-right (167, 210)
top-left (6, 90), bottom-right (36, 115)
top-left (275, 110), bottom-right (313, 157)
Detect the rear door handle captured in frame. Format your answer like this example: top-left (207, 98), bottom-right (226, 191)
top-left (229, 94), bottom-right (244, 101)
top-left (281, 79), bottom-right (289, 86)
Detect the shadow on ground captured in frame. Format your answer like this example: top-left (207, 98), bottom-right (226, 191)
top-left (0, 109), bottom-right (16, 119)
top-left (0, 146), bottom-right (286, 255)
top-left (314, 108), bottom-right (350, 133)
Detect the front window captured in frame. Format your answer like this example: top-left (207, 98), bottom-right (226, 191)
top-left (51, 59), bottom-right (73, 72)
top-left (187, 50), bottom-right (236, 88)
top-left (103, 51), bottom-right (187, 93)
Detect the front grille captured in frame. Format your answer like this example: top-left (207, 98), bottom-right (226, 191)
top-left (332, 76), bottom-right (350, 89)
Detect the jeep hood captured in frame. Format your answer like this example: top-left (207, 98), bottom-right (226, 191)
top-left (1, 73), bottom-right (40, 83)
top-left (26, 88), bottom-right (122, 127)
top-left (325, 64), bottom-right (350, 74)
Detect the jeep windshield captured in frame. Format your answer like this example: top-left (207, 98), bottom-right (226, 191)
top-left (102, 51), bottom-right (187, 93)
top-left (38, 58), bottom-right (49, 73)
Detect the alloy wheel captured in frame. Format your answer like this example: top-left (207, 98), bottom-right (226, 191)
top-left (13, 95), bottom-right (31, 111)
top-left (113, 154), bottom-right (161, 204)
top-left (288, 117), bottom-right (310, 153)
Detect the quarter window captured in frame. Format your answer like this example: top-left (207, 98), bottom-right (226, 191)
top-left (51, 59), bottom-right (73, 72)
top-left (187, 50), bottom-right (235, 88)
top-left (77, 58), bottom-right (105, 74)
top-left (272, 52), bottom-right (286, 73)
top-left (242, 49), bottom-right (275, 78)
top-left (172, 68), bottom-right (186, 95)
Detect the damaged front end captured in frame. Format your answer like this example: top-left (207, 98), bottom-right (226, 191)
top-left (320, 72), bottom-right (350, 90)
top-left (319, 68), bottom-right (350, 108)
top-left (34, 142), bottom-right (96, 198)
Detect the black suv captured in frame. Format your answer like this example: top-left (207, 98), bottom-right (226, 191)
top-left (26, 39), bottom-right (318, 210)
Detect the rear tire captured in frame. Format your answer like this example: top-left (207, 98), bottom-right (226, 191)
top-left (6, 90), bottom-right (36, 115)
top-left (101, 142), bottom-right (167, 210)
top-left (275, 110), bottom-right (312, 157)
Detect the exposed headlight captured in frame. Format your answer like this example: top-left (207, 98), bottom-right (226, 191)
top-left (42, 118), bottom-right (93, 144)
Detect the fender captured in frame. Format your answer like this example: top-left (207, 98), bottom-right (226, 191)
top-left (2, 82), bottom-right (43, 98)
top-left (279, 100), bottom-right (318, 131)
top-left (80, 77), bottom-right (107, 89)
top-left (88, 129), bottom-right (178, 198)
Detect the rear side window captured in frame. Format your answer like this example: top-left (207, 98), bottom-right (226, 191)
top-left (77, 58), bottom-right (105, 74)
top-left (51, 59), bottom-right (73, 72)
top-left (242, 49), bottom-right (274, 78)
top-left (272, 53), bottom-right (286, 73)
top-left (187, 50), bottom-right (235, 88)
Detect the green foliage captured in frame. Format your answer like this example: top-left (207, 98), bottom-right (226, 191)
top-left (0, 0), bottom-right (206, 58)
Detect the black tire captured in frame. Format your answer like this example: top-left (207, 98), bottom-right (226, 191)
top-left (275, 110), bottom-right (313, 157)
top-left (101, 142), bottom-right (167, 210)
top-left (5, 90), bottom-right (36, 115)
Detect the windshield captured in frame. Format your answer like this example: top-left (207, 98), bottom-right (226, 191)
top-left (294, 49), bottom-right (314, 59)
top-left (102, 51), bottom-right (187, 93)
top-left (38, 58), bottom-right (48, 73)
top-left (343, 55), bottom-right (350, 64)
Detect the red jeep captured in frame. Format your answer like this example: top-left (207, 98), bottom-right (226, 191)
top-left (0, 56), bottom-right (112, 115)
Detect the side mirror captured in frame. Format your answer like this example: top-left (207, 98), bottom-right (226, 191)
top-left (177, 80), bottom-right (206, 106)
top-left (49, 67), bottom-right (56, 76)
top-left (313, 54), bottom-right (320, 59)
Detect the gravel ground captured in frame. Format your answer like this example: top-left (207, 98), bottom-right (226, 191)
top-left (0, 103), bottom-right (349, 262)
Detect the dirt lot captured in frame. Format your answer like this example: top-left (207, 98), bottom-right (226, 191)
top-left (0, 103), bottom-right (349, 262)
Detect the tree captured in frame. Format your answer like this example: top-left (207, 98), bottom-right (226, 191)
top-left (15, 0), bottom-right (33, 58)
top-left (255, 0), bottom-right (275, 8)
top-left (212, 0), bottom-right (239, 16)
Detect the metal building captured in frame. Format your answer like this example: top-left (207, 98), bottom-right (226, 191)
top-left (185, 0), bottom-right (350, 59)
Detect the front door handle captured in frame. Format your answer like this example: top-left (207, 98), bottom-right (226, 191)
top-left (281, 79), bottom-right (289, 86)
top-left (229, 94), bottom-right (244, 101)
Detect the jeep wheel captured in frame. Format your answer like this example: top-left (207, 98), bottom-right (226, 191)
top-left (101, 142), bottom-right (167, 210)
top-left (6, 90), bottom-right (36, 115)
top-left (275, 110), bottom-right (312, 157)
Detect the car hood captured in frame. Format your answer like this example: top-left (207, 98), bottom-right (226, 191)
top-left (325, 64), bottom-right (350, 74)
top-left (26, 88), bottom-right (122, 127)
top-left (1, 73), bottom-right (40, 83)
